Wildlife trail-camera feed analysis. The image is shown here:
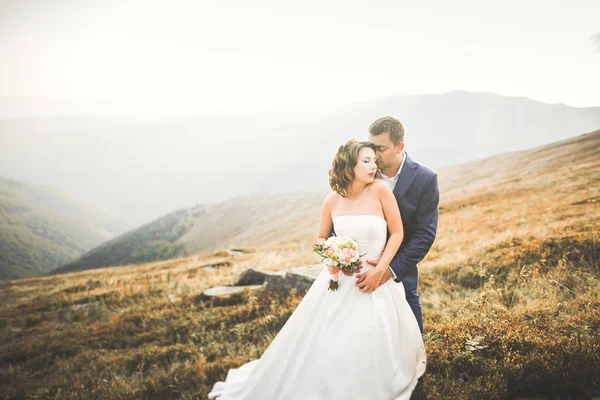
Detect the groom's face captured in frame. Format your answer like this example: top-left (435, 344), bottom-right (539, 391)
top-left (368, 131), bottom-right (404, 170)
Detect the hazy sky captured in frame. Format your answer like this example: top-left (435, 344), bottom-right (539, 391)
top-left (1, 0), bottom-right (599, 114)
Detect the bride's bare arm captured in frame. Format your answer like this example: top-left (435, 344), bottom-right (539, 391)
top-left (374, 181), bottom-right (404, 272)
top-left (315, 192), bottom-right (335, 244)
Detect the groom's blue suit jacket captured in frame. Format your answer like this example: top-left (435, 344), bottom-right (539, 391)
top-left (384, 153), bottom-right (439, 282)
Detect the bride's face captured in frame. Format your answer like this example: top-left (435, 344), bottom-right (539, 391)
top-left (353, 147), bottom-right (378, 184)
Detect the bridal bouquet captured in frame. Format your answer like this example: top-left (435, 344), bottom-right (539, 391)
top-left (313, 237), bottom-right (363, 291)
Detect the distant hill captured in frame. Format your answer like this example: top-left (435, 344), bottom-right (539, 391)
top-left (52, 193), bottom-right (327, 275)
top-left (51, 206), bottom-right (203, 275)
top-left (51, 129), bottom-right (600, 275)
top-left (2, 91), bottom-right (599, 226)
top-left (0, 177), bottom-right (129, 280)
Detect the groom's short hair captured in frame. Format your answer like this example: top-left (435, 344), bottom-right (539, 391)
top-left (369, 116), bottom-right (406, 146)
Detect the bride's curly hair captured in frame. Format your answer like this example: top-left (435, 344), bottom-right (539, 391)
top-left (329, 139), bottom-right (377, 198)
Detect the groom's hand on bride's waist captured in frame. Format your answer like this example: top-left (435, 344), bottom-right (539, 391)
top-left (355, 260), bottom-right (393, 292)
top-left (366, 259), bottom-right (395, 282)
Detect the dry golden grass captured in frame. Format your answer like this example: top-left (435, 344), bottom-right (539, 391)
top-left (425, 130), bottom-right (600, 270)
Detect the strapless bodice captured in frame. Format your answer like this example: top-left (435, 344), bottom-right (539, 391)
top-left (332, 215), bottom-right (387, 264)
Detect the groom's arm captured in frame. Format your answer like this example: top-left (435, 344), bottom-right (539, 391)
top-left (389, 172), bottom-right (439, 282)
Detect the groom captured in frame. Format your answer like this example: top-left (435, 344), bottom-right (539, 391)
top-left (356, 116), bottom-right (439, 334)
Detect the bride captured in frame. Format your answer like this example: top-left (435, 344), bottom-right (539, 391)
top-left (208, 139), bottom-right (426, 400)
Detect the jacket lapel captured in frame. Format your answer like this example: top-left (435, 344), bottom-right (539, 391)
top-left (393, 152), bottom-right (418, 198)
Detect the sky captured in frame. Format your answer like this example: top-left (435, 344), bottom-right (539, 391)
top-left (1, 0), bottom-right (599, 115)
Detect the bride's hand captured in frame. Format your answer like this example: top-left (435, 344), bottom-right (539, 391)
top-left (327, 261), bottom-right (361, 276)
top-left (327, 265), bottom-right (353, 276)
top-left (355, 268), bottom-right (387, 293)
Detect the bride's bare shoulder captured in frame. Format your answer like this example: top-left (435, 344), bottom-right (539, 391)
top-left (323, 191), bottom-right (339, 206)
top-left (368, 181), bottom-right (394, 203)
top-left (369, 179), bottom-right (390, 193)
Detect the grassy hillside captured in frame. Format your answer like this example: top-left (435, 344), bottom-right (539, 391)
top-left (1, 130), bottom-right (598, 399)
top-left (52, 206), bottom-right (204, 275)
top-left (53, 193), bottom-right (326, 275)
top-left (0, 177), bottom-right (129, 280)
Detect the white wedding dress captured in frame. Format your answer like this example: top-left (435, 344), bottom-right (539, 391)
top-left (208, 215), bottom-right (426, 400)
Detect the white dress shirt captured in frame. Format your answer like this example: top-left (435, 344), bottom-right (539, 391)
top-left (376, 151), bottom-right (406, 191)
top-left (375, 151), bottom-right (406, 281)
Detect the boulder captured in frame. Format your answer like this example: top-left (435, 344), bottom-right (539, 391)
top-left (236, 268), bottom-right (269, 285)
top-left (264, 264), bottom-right (324, 294)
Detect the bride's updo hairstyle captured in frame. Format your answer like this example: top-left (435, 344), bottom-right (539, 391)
top-left (329, 139), bottom-right (377, 198)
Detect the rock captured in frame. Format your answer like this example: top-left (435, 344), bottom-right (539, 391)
top-left (202, 285), bottom-right (263, 297)
top-left (264, 264), bottom-right (324, 294)
top-left (262, 270), bottom-right (288, 291)
top-left (202, 264), bottom-right (325, 299)
top-left (236, 269), bottom-right (269, 285)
